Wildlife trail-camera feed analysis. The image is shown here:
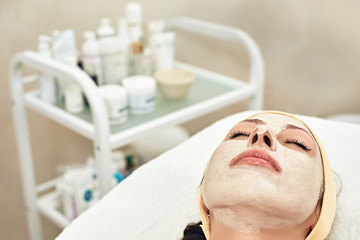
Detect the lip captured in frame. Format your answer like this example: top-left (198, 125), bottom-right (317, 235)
top-left (229, 149), bottom-right (281, 173)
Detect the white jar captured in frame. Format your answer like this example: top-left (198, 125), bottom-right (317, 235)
top-left (98, 85), bottom-right (128, 125)
top-left (122, 76), bottom-right (156, 114)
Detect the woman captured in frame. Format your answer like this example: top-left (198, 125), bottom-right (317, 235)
top-left (183, 111), bottom-right (336, 240)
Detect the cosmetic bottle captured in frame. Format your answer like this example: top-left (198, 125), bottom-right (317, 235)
top-left (125, 2), bottom-right (143, 45)
top-left (97, 18), bottom-right (126, 85)
top-left (117, 18), bottom-right (130, 79)
top-left (81, 31), bottom-right (102, 85)
top-left (125, 2), bottom-right (152, 75)
top-left (37, 35), bottom-right (56, 104)
top-left (122, 75), bottom-right (156, 114)
top-left (118, 18), bottom-right (131, 52)
top-left (52, 30), bottom-right (78, 100)
top-left (147, 19), bottom-right (166, 43)
top-left (63, 56), bottom-right (84, 113)
top-left (56, 167), bottom-right (95, 219)
top-left (151, 31), bottom-right (175, 71)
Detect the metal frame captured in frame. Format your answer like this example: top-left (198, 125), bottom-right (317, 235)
top-left (9, 17), bottom-right (264, 240)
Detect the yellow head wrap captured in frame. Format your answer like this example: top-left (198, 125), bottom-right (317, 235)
top-left (198, 111), bottom-right (336, 240)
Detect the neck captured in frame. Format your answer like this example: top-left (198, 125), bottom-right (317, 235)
top-left (209, 213), bottom-right (310, 240)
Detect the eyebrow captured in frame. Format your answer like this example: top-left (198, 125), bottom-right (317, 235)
top-left (285, 124), bottom-right (311, 136)
top-left (241, 119), bottom-right (265, 124)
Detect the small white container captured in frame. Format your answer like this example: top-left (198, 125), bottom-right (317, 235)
top-left (98, 85), bottom-right (128, 125)
top-left (122, 76), bottom-right (156, 114)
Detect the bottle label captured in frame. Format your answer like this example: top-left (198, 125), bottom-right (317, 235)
top-left (102, 51), bottom-right (128, 85)
top-left (83, 55), bottom-right (103, 85)
top-left (129, 92), bottom-right (156, 114)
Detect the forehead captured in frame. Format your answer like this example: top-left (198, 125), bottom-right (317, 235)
top-left (246, 113), bottom-right (310, 133)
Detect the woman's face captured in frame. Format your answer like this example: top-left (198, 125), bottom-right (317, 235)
top-left (202, 113), bottom-right (323, 232)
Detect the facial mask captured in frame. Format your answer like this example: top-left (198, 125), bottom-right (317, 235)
top-left (202, 114), bottom-right (323, 233)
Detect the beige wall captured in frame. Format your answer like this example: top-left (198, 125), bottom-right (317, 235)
top-left (1, 0), bottom-right (359, 239)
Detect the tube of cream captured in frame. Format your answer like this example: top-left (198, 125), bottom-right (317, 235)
top-left (150, 31), bottom-right (175, 72)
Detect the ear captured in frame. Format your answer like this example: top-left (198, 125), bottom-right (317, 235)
top-left (309, 202), bottom-right (322, 230)
top-left (200, 194), bottom-right (209, 214)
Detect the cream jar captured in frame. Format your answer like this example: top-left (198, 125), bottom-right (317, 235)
top-left (98, 85), bottom-right (128, 125)
top-left (122, 76), bottom-right (156, 114)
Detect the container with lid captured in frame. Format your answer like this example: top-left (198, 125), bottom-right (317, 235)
top-left (122, 75), bottom-right (156, 114)
top-left (98, 85), bottom-right (128, 125)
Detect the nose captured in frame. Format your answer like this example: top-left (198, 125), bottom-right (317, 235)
top-left (248, 126), bottom-right (274, 150)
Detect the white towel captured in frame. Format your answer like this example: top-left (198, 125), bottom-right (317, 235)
top-left (56, 111), bottom-right (360, 240)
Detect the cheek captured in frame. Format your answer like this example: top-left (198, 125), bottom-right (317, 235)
top-left (206, 140), bottom-right (248, 171)
top-left (202, 141), bottom-right (248, 203)
top-left (274, 145), bottom-right (323, 204)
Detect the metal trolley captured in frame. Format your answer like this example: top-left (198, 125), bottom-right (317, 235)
top-left (9, 17), bottom-right (264, 240)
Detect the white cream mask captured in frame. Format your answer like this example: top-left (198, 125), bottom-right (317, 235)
top-left (202, 113), bottom-right (323, 233)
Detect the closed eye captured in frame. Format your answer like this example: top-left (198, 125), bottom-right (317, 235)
top-left (285, 139), bottom-right (311, 151)
top-left (230, 131), bottom-right (250, 139)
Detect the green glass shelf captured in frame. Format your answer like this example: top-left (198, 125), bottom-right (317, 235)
top-left (54, 76), bottom-right (233, 134)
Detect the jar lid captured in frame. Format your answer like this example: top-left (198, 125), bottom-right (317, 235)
top-left (98, 85), bottom-right (127, 100)
top-left (122, 76), bottom-right (156, 94)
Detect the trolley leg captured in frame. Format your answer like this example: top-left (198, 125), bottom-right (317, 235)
top-left (11, 64), bottom-right (43, 240)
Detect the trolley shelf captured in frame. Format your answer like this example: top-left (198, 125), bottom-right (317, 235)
top-left (24, 61), bottom-right (256, 149)
top-left (37, 191), bottom-right (70, 229)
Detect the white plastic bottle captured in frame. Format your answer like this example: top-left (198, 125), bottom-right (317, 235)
top-left (64, 56), bottom-right (84, 113)
top-left (125, 2), bottom-right (152, 75)
top-left (125, 2), bottom-right (143, 44)
top-left (97, 18), bottom-right (127, 84)
top-left (38, 35), bottom-right (56, 104)
top-left (81, 31), bottom-right (103, 85)
top-left (52, 29), bottom-right (77, 100)
top-left (150, 31), bottom-right (175, 71)
top-left (117, 18), bottom-right (131, 76)
top-left (118, 18), bottom-right (131, 53)
top-left (117, 18), bottom-right (130, 79)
